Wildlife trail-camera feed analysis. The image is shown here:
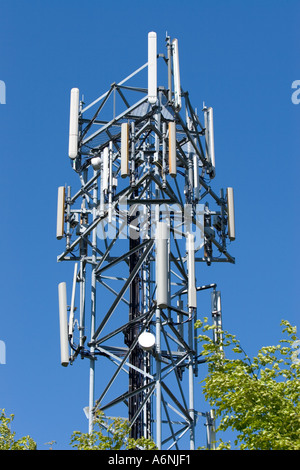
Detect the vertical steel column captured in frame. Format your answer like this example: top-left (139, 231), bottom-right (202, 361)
top-left (188, 306), bottom-right (195, 450)
top-left (187, 232), bottom-right (196, 450)
top-left (89, 170), bottom-right (98, 433)
top-left (154, 99), bottom-right (162, 449)
top-left (141, 243), bottom-right (152, 439)
top-left (128, 222), bottom-right (143, 438)
top-left (155, 302), bottom-right (162, 449)
top-left (206, 409), bottom-right (216, 450)
top-left (79, 171), bottom-right (88, 350)
top-left (127, 121), bottom-right (144, 439)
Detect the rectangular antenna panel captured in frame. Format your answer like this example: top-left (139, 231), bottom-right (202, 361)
top-left (226, 187), bottom-right (235, 241)
top-left (121, 122), bottom-right (130, 177)
top-left (68, 263), bottom-right (78, 337)
top-left (102, 146), bottom-right (109, 191)
top-left (204, 106), bottom-right (216, 177)
top-left (172, 38), bottom-right (181, 111)
top-left (211, 290), bottom-right (221, 314)
top-left (193, 154), bottom-right (199, 198)
top-left (58, 282), bottom-right (69, 367)
top-left (68, 87), bottom-right (79, 159)
top-left (156, 222), bottom-right (169, 308)
top-left (148, 32), bottom-right (157, 104)
top-left (56, 186), bottom-right (65, 240)
top-left (169, 121), bottom-right (177, 177)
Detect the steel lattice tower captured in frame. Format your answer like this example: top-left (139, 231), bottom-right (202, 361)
top-left (57, 32), bottom-right (235, 450)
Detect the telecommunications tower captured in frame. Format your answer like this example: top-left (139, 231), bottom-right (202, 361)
top-left (57, 32), bottom-right (235, 450)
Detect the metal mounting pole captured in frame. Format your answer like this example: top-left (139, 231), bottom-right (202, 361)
top-left (127, 190), bottom-right (143, 439)
top-left (88, 170), bottom-right (98, 433)
top-left (188, 306), bottom-right (195, 450)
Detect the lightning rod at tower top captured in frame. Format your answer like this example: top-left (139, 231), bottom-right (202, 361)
top-left (56, 31), bottom-right (236, 450)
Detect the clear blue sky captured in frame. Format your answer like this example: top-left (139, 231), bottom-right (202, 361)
top-left (0, 0), bottom-right (299, 450)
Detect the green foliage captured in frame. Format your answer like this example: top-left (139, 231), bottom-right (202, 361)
top-left (70, 410), bottom-right (157, 450)
top-left (196, 318), bottom-right (300, 450)
top-left (0, 409), bottom-right (36, 450)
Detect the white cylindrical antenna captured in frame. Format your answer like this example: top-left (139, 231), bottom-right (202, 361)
top-left (148, 32), bottom-right (157, 105)
top-left (156, 221), bottom-right (169, 309)
top-left (68, 87), bottom-right (80, 160)
top-left (204, 106), bottom-right (216, 177)
top-left (56, 186), bottom-right (65, 240)
top-left (226, 187), bottom-right (235, 241)
top-left (168, 121), bottom-right (177, 177)
top-left (187, 233), bottom-right (197, 308)
top-left (121, 122), bottom-right (130, 177)
top-left (102, 146), bottom-right (109, 192)
top-left (138, 331), bottom-right (156, 351)
top-left (58, 282), bottom-right (69, 367)
top-left (68, 263), bottom-right (78, 337)
top-left (172, 38), bottom-right (181, 111)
